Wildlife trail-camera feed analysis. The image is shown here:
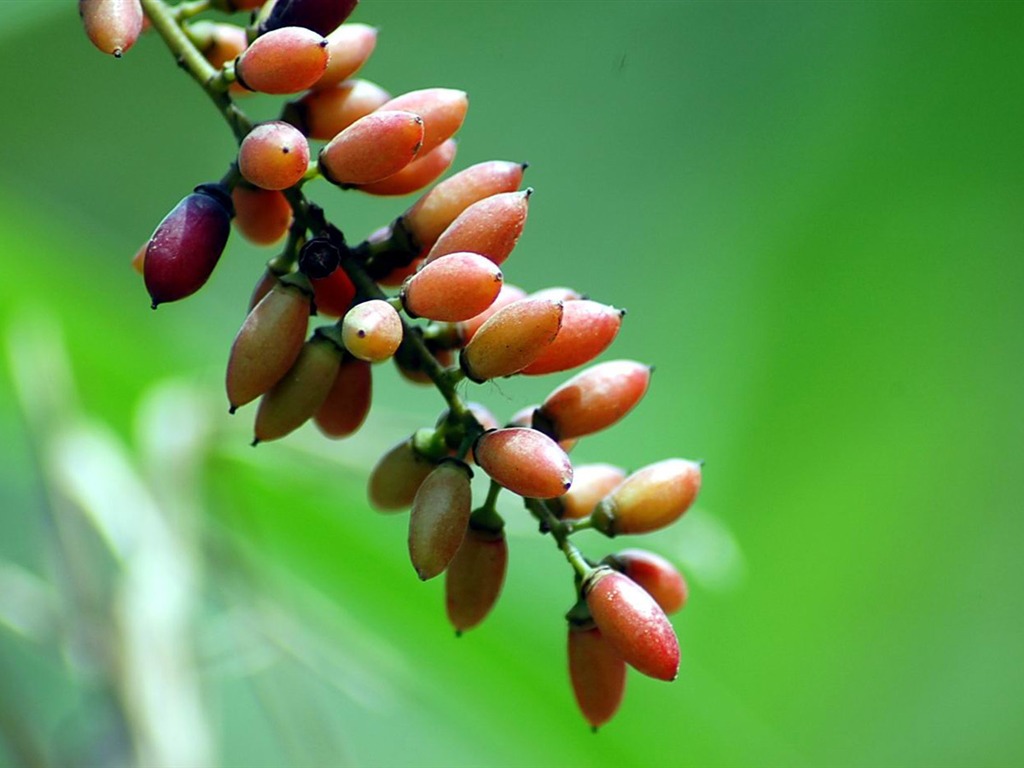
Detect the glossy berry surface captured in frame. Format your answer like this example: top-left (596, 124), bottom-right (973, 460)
top-left (236, 26), bottom-right (329, 95)
top-left (446, 526), bottom-right (507, 633)
top-left (535, 360), bottom-right (651, 440)
top-left (473, 428), bottom-right (573, 499)
top-left (319, 110), bottom-right (424, 185)
top-left (591, 459), bottom-right (702, 536)
top-left (408, 460), bottom-right (472, 581)
top-left (608, 549), bottom-right (688, 614)
top-left (460, 298), bottom-right (563, 382)
top-left (401, 251), bottom-right (503, 322)
top-left (342, 300), bottom-right (404, 362)
top-left (568, 625), bottom-right (626, 730)
top-left (238, 122), bottom-right (310, 191)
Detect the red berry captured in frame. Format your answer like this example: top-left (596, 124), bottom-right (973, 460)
top-left (314, 356), bottom-right (372, 438)
top-left (445, 525), bottom-right (507, 632)
top-left (235, 26), bottom-right (329, 95)
top-left (401, 252), bottom-right (503, 322)
top-left (232, 186), bottom-right (293, 245)
top-left (318, 110), bottom-right (424, 186)
top-left (286, 79), bottom-right (391, 141)
top-left (408, 460), bottom-right (473, 580)
top-left (535, 360), bottom-right (651, 440)
top-left (459, 298), bottom-right (563, 382)
top-left (315, 23), bottom-right (377, 89)
top-left (591, 459), bottom-right (702, 536)
top-left (80, 0), bottom-right (143, 57)
top-left (522, 300), bottom-right (624, 376)
top-left (379, 88), bottom-right (469, 156)
top-left (555, 463), bottom-right (626, 520)
top-left (311, 267), bottom-right (357, 317)
top-left (568, 624), bottom-right (626, 730)
top-left (144, 184), bottom-right (233, 307)
top-left (608, 549), bottom-right (688, 614)
top-left (473, 428), bottom-right (573, 499)
top-left (238, 121), bottom-right (310, 191)
top-left (355, 139), bottom-right (457, 197)
top-left (424, 190), bottom-right (530, 267)
top-left (584, 568), bottom-right (679, 681)
top-left (368, 438), bottom-right (436, 511)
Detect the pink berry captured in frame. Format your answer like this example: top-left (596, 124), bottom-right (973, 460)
top-left (318, 110), bottom-right (424, 186)
top-left (238, 122), bottom-right (310, 191)
top-left (591, 459), bottom-right (702, 536)
top-left (401, 252), bottom-right (503, 322)
top-left (235, 26), bottom-right (329, 95)
top-left (473, 428), bottom-right (573, 499)
top-left (535, 360), bottom-right (651, 440)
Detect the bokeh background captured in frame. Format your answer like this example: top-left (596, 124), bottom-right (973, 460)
top-left (1, 1), bottom-right (1022, 766)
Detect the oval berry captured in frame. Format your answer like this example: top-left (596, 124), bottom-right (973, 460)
top-left (368, 438), bottom-right (436, 512)
top-left (311, 267), bottom-right (357, 317)
top-left (226, 275), bottom-right (312, 412)
top-left (379, 88), bottom-right (468, 156)
top-left (522, 301), bottom-right (624, 376)
top-left (314, 356), bottom-right (372, 438)
top-left (535, 360), bottom-right (651, 441)
top-left (235, 26), bottom-right (329, 95)
top-left (356, 139), bottom-right (457, 197)
top-left (341, 299), bottom-right (403, 362)
top-left (425, 190), bottom-right (530, 267)
top-left (261, 0), bottom-right (359, 37)
top-left (473, 428), bottom-right (572, 499)
top-left (286, 79), bottom-right (391, 141)
top-left (456, 283), bottom-right (527, 344)
top-left (607, 549), bottom-right (688, 614)
top-left (238, 122), bottom-right (310, 191)
top-left (253, 333), bottom-right (343, 444)
top-left (80, 0), bottom-right (143, 57)
top-left (318, 110), bottom-right (424, 186)
top-left (446, 525), bottom-right (507, 633)
top-left (555, 463), bottom-right (627, 520)
top-left (315, 23), bottom-right (377, 89)
top-left (460, 298), bottom-right (562, 382)
top-left (584, 568), bottom-right (679, 681)
top-left (233, 186), bottom-right (292, 245)
top-left (591, 459), bottom-right (702, 536)
top-left (144, 184), bottom-right (233, 307)
top-left (568, 625), bottom-right (626, 730)
top-left (402, 160), bottom-right (527, 250)
top-left (402, 252), bottom-right (503, 322)
top-left (408, 460), bottom-right (473, 581)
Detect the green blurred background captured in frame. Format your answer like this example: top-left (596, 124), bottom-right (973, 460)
top-left (1, 1), bottom-right (1022, 766)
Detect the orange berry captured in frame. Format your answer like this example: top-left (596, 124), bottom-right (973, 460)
top-left (401, 252), bottom-right (503, 322)
top-left (456, 283), bottom-right (527, 343)
top-left (555, 463), bottom-right (626, 520)
top-left (341, 299), bottom-right (403, 362)
top-left (473, 428), bottom-right (573, 499)
top-left (238, 122), bottom-right (310, 190)
top-left (368, 438), bottom-right (436, 511)
top-left (584, 567), bottom-right (679, 681)
top-left (318, 110), bottom-right (424, 186)
top-left (401, 160), bottom-right (527, 250)
top-left (253, 332), bottom-right (343, 443)
top-left (225, 275), bottom-right (312, 412)
top-left (446, 525), bottom-right (508, 632)
top-left (424, 190), bottom-right (530, 267)
top-left (535, 360), bottom-right (651, 440)
top-left (591, 459), bottom-right (702, 536)
top-left (232, 186), bottom-right (293, 245)
top-left (315, 23), bottom-right (377, 89)
top-left (408, 460), bottom-right (473, 580)
top-left (380, 88), bottom-right (468, 156)
top-left (355, 139), bottom-right (457, 197)
top-left (314, 356), bottom-right (372, 438)
top-left (79, 0), bottom-right (143, 57)
top-left (607, 549), bottom-right (688, 614)
top-left (522, 300), bottom-right (624, 376)
top-left (130, 242), bottom-right (146, 275)
top-left (567, 624), bottom-right (626, 730)
top-left (190, 21), bottom-right (248, 94)
top-left (144, 184), bottom-right (234, 307)
top-left (286, 79), bottom-right (391, 141)
top-left (235, 26), bottom-right (329, 95)
top-left (459, 298), bottom-right (563, 382)
top-left (311, 267), bottom-right (356, 317)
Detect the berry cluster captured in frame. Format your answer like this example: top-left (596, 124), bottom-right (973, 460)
top-left (83, 0), bottom-right (706, 729)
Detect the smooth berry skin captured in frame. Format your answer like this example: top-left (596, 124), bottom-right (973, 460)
top-left (368, 438), bottom-right (435, 512)
top-left (314, 356), bottom-right (372, 438)
top-left (425, 190), bottom-right (530, 267)
top-left (380, 88), bottom-right (469, 156)
top-left (584, 568), bottom-right (680, 682)
top-left (535, 360), bottom-right (652, 441)
top-left (460, 298), bottom-right (563, 382)
top-left (226, 277), bottom-right (311, 412)
top-left (80, 0), bottom-right (143, 57)
top-left (592, 459), bottom-right (702, 536)
top-left (609, 549), bottom-right (689, 614)
top-left (236, 27), bottom-right (329, 95)
top-left (555, 463), bottom-right (627, 520)
top-left (357, 139), bottom-right (457, 197)
top-left (402, 160), bottom-right (527, 250)
top-left (144, 184), bottom-right (233, 308)
top-left (402, 252), bottom-right (503, 322)
top-left (233, 187), bottom-right (292, 245)
top-left (253, 334), bottom-right (343, 444)
top-left (287, 79), bottom-right (391, 141)
top-left (522, 301), bottom-right (624, 376)
top-left (408, 460), bottom-right (472, 581)
top-left (261, 0), bottom-right (359, 37)
top-left (315, 23), bottom-right (377, 89)
top-left (319, 111), bottom-right (424, 186)
top-left (457, 283), bottom-right (527, 343)
top-left (311, 267), bottom-right (356, 317)
top-left (568, 625), bottom-right (627, 730)
top-left (342, 300), bottom-right (404, 362)
top-left (238, 122), bottom-right (310, 191)
top-left (446, 526), bottom-right (507, 633)
top-left (473, 428), bottom-right (573, 499)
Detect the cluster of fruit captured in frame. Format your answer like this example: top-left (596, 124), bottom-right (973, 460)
top-left (81, 0), bottom-right (706, 729)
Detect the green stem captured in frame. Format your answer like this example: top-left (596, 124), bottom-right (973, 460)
top-left (524, 498), bottom-right (594, 580)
